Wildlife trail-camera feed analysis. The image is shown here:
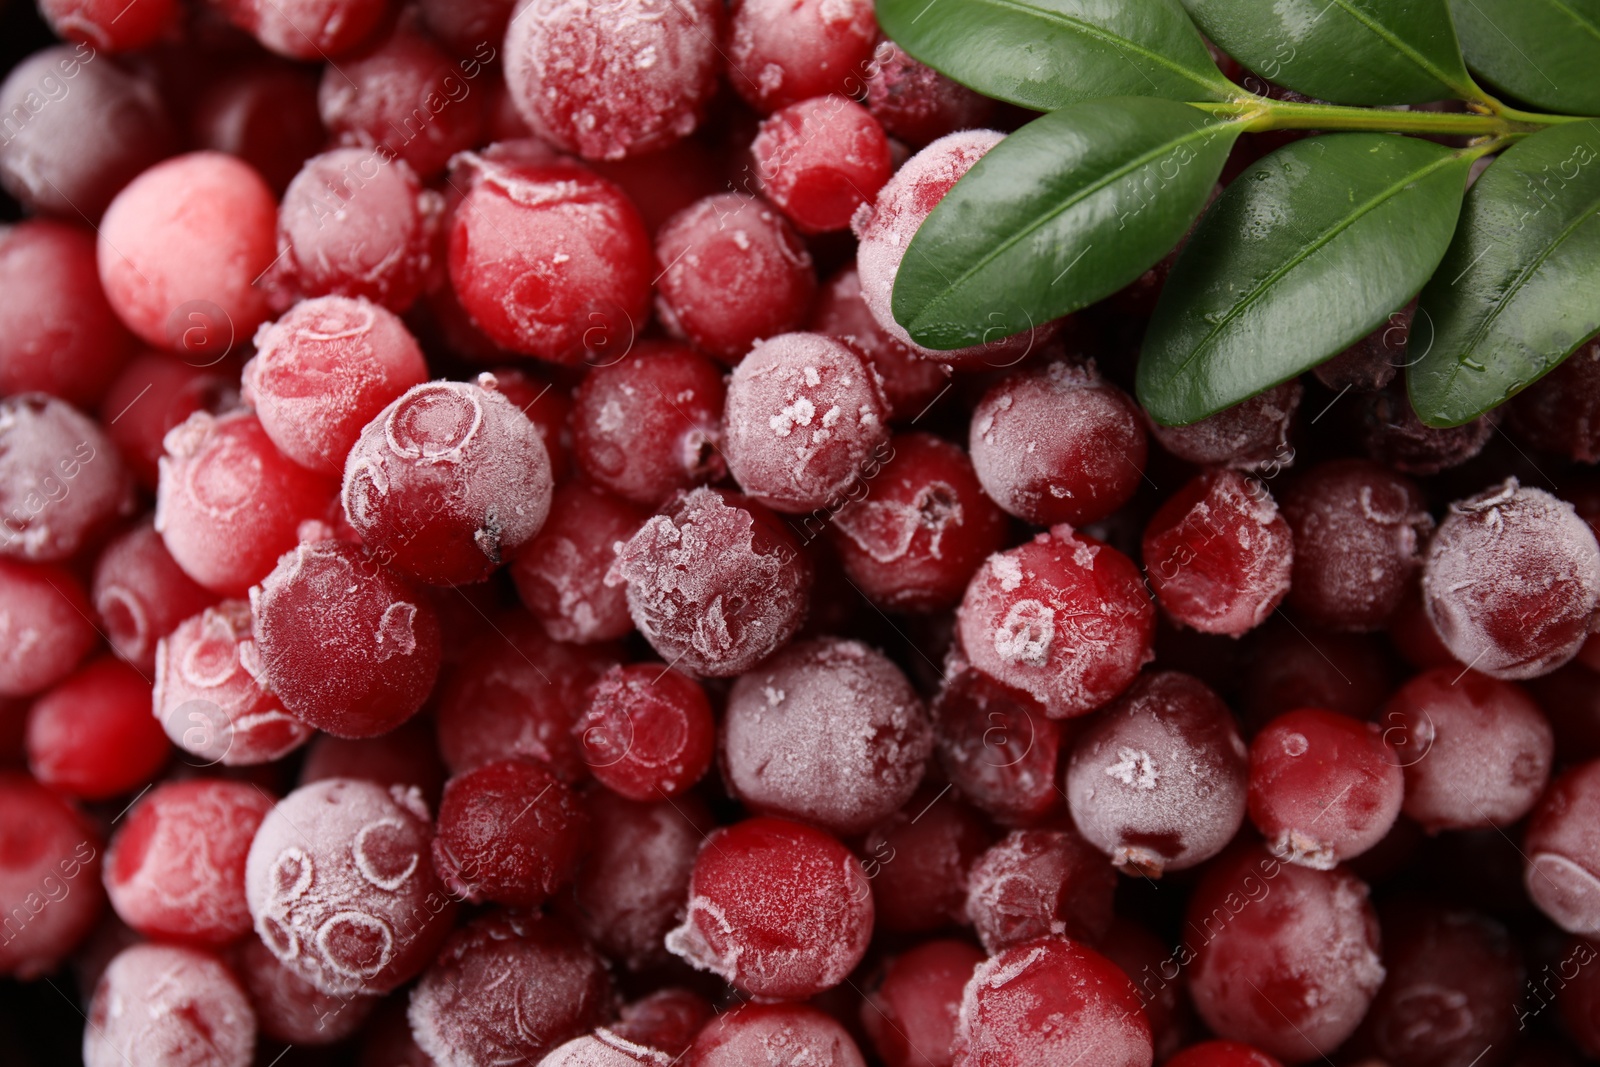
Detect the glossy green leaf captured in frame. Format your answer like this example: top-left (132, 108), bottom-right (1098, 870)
top-left (1138, 133), bottom-right (1474, 424)
top-left (1182, 0), bottom-right (1476, 105)
top-left (1451, 0), bottom-right (1600, 116)
top-left (892, 98), bottom-right (1243, 350)
top-left (874, 0), bottom-right (1235, 111)
top-left (1409, 120), bottom-right (1600, 426)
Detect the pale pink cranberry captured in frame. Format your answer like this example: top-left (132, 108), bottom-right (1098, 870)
top-left (692, 1002), bottom-right (868, 1066)
top-left (92, 519), bottom-right (216, 675)
top-left (0, 772), bottom-right (103, 978)
top-left (863, 940), bottom-right (986, 1067)
top-left (541, 1033), bottom-right (675, 1067)
top-left (214, 0), bottom-right (389, 59)
top-left (965, 826), bottom-right (1116, 952)
top-left (809, 264), bottom-right (950, 420)
top-left (27, 657), bottom-right (168, 800)
top-left (84, 943), bottom-right (255, 1067)
top-left (0, 559), bottom-right (98, 697)
top-left (863, 41), bottom-right (996, 148)
top-left (1148, 381), bottom-right (1301, 472)
top-left (505, 0), bottom-right (723, 160)
top-left (753, 95), bottom-right (892, 234)
top-left (99, 351), bottom-right (241, 491)
top-left (511, 482), bottom-right (646, 643)
top-left (0, 393), bottom-right (133, 563)
top-left (233, 934), bottom-right (378, 1045)
top-left (727, 0), bottom-right (877, 113)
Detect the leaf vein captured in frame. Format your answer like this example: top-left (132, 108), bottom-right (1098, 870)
top-left (1327, 0), bottom-right (1474, 98)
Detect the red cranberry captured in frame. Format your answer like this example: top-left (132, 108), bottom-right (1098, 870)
top-left (965, 826), bottom-right (1116, 951)
top-left (574, 662), bottom-right (715, 799)
top-left (1165, 1042), bottom-right (1284, 1067)
top-left (753, 95), bottom-right (893, 234)
top-left (0, 559), bottom-right (98, 698)
top-left (0, 220), bottom-right (133, 407)
top-left (860, 784), bottom-right (991, 933)
top-left (863, 40), bottom-right (996, 148)
top-left (1148, 381), bottom-right (1301, 472)
top-left (408, 910), bottom-right (613, 1065)
top-left (189, 61), bottom-right (326, 197)
top-left (233, 934), bottom-right (377, 1045)
top-left (723, 636), bottom-right (932, 834)
top-left (971, 359), bottom-right (1147, 527)
top-left (250, 539), bottom-right (442, 738)
top-left (99, 351), bottom-right (240, 491)
top-left (511, 483), bottom-right (647, 644)
top-left (245, 778), bottom-right (455, 996)
top-left (1279, 458), bottom-right (1432, 632)
top-left (342, 378), bottom-right (554, 585)
top-left (1066, 671), bottom-right (1248, 877)
top-left (1248, 708), bottom-right (1402, 869)
top-left (39, 0), bottom-right (181, 52)
top-left (542, 1032), bottom-right (676, 1066)
top-left (299, 718), bottom-right (446, 800)
top-left (653, 193), bottom-right (818, 363)
top-left (27, 657), bottom-right (168, 800)
top-left (432, 758), bottom-right (587, 907)
top-left (104, 778), bottom-right (273, 945)
top-left (726, 0), bottom-right (877, 113)
top-left (0, 393), bottom-right (133, 563)
top-left (1424, 479), bottom-right (1600, 679)
top-left (216, 0), bottom-right (388, 59)
top-left (810, 264), bottom-right (950, 420)
top-left (954, 936), bottom-right (1153, 1067)
top-left (957, 526), bottom-right (1155, 718)
top-left (1384, 668), bottom-right (1553, 831)
top-left (608, 487), bottom-right (813, 676)
top-left (666, 816), bottom-right (872, 998)
top-left (561, 791), bottom-right (709, 970)
top-left (419, 0), bottom-right (514, 57)
top-left (1354, 381), bottom-right (1495, 475)
top-left (1240, 620), bottom-right (1393, 729)
top-left (0, 772), bottom-right (103, 978)
top-left (505, 0), bottom-right (722, 160)
top-left (612, 988), bottom-right (715, 1057)
top-left (1508, 338), bottom-right (1600, 462)
top-left (92, 519), bottom-right (216, 675)
top-left (1526, 760), bottom-right (1600, 937)
top-left (862, 940), bottom-right (985, 1067)
top-left (1186, 846), bottom-right (1384, 1062)
top-left (1100, 917), bottom-right (1188, 1062)
top-left (1144, 469), bottom-right (1293, 637)
top-left (448, 154), bottom-right (652, 364)
top-left (271, 150), bottom-right (442, 313)
top-left (571, 340), bottom-right (726, 506)
top-left (84, 943), bottom-right (255, 1067)
top-left (932, 659), bottom-right (1064, 824)
top-left (691, 1002), bottom-right (868, 1067)
top-left (490, 365), bottom-right (573, 478)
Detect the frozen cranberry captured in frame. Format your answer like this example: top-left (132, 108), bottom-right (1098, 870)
top-left (0, 559), bottom-right (98, 698)
top-left (244, 297), bottom-right (428, 476)
top-left (810, 264), bottom-right (949, 421)
top-left (153, 600), bottom-right (313, 766)
top-left (574, 662), bottom-right (715, 799)
top-left (932, 661), bottom-right (1064, 824)
top-left (1354, 382), bottom-right (1495, 475)
top-left (690, 1008), bottom-right (867, 1067)
top-left (1148, 381), bottom-right (1301, 472)
top-left (40, 0), bottom-right (181, 51)
top-left (863, 41), bottom-right (996, 148)
top-left (190, 61), bottom-right (326, 197)
top-left (84, 943), bottom-right (255, 1067)
top-left (1100, 918), bottom-right (1187, 1062)
top-left (0, 394), bottom-right (133, 563)
top-left (861, 784), bottom-right (991, 932)
top-left (954, 936), bottom-right (1152, 1067)
top-left (1358, 902), bottom-right (1521, 1067)
top-left (965, 826), bottom-right (1115, 951)
top-left (28, 657), bottom-right (167, 800)
top-left (1384, 668), bottom-right (1553, 831)
top-left (250, 539), bottom-right (442, 737)
top-left (1279, 458), bottom-right (1432, 632)
top-left (667, 816), bottom-right (872, 998)
top-left (654, 194), bottom-right (818, 363)
top-left (723, 637), bottom-right (932, 834)
top-left (753, 96), bottom-right (892, 235)
top-left (299, 718), bottom-right (446, 800)
top-left (1239, 621), bottom-right (1393, 728)
top-left (1424, 479), bottom-right (1600, 680)
top-left (1066, 671), bottom-right (1247, 877)
top-left (1508, 339), bottom-right (1600, 462)
top-left (1165, 1042), bottom-right (1284, 1067)
top-left (1559, 937), bottom-right (1600, 1056)
top-left (343, 378), bottom-right (554, 585)
top-left (103, 778), bottom-right (272, 945)
top-left (589, 137), bottom-right (727, 236)
top-left (608, 487), bottom-right (813, 676)
top-left (409, 910), bottom-right (613, 1065)
top-left (1314, 304), bottom-right (1409, 392)
top-left (234, 934), bottom-right (377, 1045)
top-left (511, 483), bottom-right (646, 644)
top-left (727, 0), bottom-right (876, 113)
top-left (1144, 469), bottom-right (1293, 637)
top-left (435, 611), bottom-right (617, 778)
top-left (490, 365), bottom-right (572, 478)
top-left (271, 150), bottom-right (442, 312)
top-left (610, 989), bottom-right (714, 1057)
top-left (957, 527), bottom-right (1155, 718)
top-left (0, 220), bottom-right (133, 407)
top-left (1525, 760), bottom-right (1600, 936)
top-left (562, 790), bottom-right (709, 970)
top-left (448, 154), bottom-right (652, 364)
top-left (246, 779), bottom-right (455, 996)
top-left (1187, 846), bottom-right (1384, 1062)
top-left (862, 940), bottom-right (984, 1067)
top-left (215, 0), bottom-right (388, 59)
top-left (432, 758), bottom-right (586, 907)
top-left (93, 519), bottom-right (216, 674)
top-left (418, 0), bottom-right (513, 56)
top-left (99, 351), bottom-right (240, 491)
top-left (0, 772), bottom-right (102, 978)
top-left (1248, 709), bottom-right (1402, 869)
top-left (970, 360), bottom-right (1147, 527)
top-left (0, 45), bottom-right (175, 219)
top-left (99, 152), bottom-right (278, 355)
top-left (572, 341), bottom-right (726, 506)
top-left (542, 1032), bottom-right (675, 1066)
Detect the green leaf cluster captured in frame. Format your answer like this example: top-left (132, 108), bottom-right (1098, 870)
top-left (877, 0), bottom-right (1600, 426)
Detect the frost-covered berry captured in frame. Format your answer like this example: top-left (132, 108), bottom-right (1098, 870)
top-left (726, 0), bottom-right (877, 113)
top-left (932, 660), bottom-right (1064, 825)
top-left (0, 772), bottom-right (102, 979)
top-left (232, 934), bottom-right (377, 1046)
top-left (92, 518), bottom-right (216, 675)
top-left (1525, 760), bottom-right (1600, 936)
top-left (541, 1031), bottom-right (675, 1067)
top-left (1148, 381), bottom-right (1301, 472)
top-left (84, 943), bottom-right (255, 1067)
top-left (862, 784), bottom-right (992, 933)
top-left (809, 264), bottom-right (950, 420)
top-left (753, 95), bottom-right (893, 234)
top-left (862, 940), bottom-right (986, 1067)
top-left (99, 351), bottom-right (240, 492)
top-left (965, 827), bottom-right (1116, 952)
top-left (690, 1002), bottom-right (868, 1067)
top-left (574, 662), bottom-right (715, 800)
top-left (218, 0), bottom-right (388, 59)
top-left (0, 393), bottom-right (133, 563)
top-left (342, 378), bottom-right (554, 586)
top-left (1423, 479), bottom-right (1600, 680)
top-left (863, 41), bottom-right (996, 148)
top-left (511, 482), bottom-right (647, 644)
top-left (431, 758), bottom-right (587, 907)
top-left (0, 559), bottom-right (98, 698)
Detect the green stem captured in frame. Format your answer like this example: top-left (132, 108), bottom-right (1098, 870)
top-left (1493, 101), bottom-right (1590, 126)
top-left (1189, 95), bottom-right (1575, 137)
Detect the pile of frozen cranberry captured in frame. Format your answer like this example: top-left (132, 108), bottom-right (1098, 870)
top-left (5, 1), bottom-right (1600, 1065)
